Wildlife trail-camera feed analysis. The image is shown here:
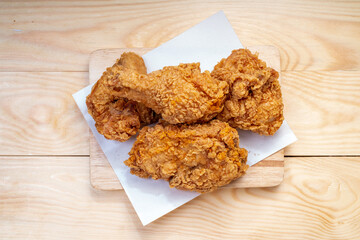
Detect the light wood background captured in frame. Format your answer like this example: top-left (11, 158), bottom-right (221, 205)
top-left (0, 1), bottom-right (359, 239)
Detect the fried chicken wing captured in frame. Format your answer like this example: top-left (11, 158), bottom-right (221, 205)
top-left (86, 52), bottom-right (159, 141)
top-left (103, 62), bottom-right (229, 124)
top-left (211, 49), bottom-right (284, 135)
top-left (124, 120), bottom-right (248, 193)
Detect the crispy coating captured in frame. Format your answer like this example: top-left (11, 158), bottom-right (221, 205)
top-left (103, 63), bottom-right (229, 124)
top-left (124, 120), bottom-right (248, 193)
top-left (211, 49), bottom-right (284, 135)
top-left (86, 52), bottom-right (159, 141)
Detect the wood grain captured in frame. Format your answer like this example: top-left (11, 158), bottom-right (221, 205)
top-left (0, 72), bottom-right (89, 155)
top-left (283, 71), bottom-right (360, 155)
top-left (0, 1), bottom-right (359, 72)
top-left (89, 46), bottom-right (285, 190)
top-left (0, 1), bottom-right (359, 239)
top-left (0, 70), bottom-right (358, 156)
top-left (1, 156), bottom-right (359, 239)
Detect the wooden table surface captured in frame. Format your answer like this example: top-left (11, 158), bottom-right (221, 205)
top-left (0, 1), bottom-right (359, 239)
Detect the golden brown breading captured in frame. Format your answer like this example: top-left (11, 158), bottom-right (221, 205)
top-left (103, 63), bottom-right (229, 124)
top-left (86, 52), bottom-right (159, 141)
top-left (124, 120), bottom-right (248, 193)
top-left (211, 49), bottom-right (284, 135)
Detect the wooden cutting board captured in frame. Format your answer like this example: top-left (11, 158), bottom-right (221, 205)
top-left (88, 46), bottom-right (284, 190)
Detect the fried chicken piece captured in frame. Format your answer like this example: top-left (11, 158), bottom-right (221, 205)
top-left (103, 62), bottom-right (229, 124)
top-left (124, 120), bottom-right (248, 193)
top-left (211, 49), bottom-right (284, 135)
top-left (86, 52), bottom-right (159, 141)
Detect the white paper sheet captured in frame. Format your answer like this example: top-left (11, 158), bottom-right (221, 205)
top-left (73, 11), bottom-right (297, 226)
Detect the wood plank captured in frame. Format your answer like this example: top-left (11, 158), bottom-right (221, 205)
top-left (0, 70), bottom-right (358, 156)
top-left (89, 46), bottom-right (284, 190)
top-left (282, 71), bottom-right (360, 155)
top-left (1, 1), bottom-right (359, 71)
top-left (0, 72), bottom-right (89, 155)
top-left (1, 156), bottom-right (359, 239)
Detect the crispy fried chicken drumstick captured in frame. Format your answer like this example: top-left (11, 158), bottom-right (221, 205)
top-left (86, 52), bottom-right (159, 141)
top-left (124, 120), bottom-right (248, 193)
top-left (211, 49), bottom-right (284, 135)
top-left (103, 62), bottom-right (229, 124)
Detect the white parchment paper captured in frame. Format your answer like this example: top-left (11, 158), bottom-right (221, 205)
top-left (73, 11), bottom-right (297, 226)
